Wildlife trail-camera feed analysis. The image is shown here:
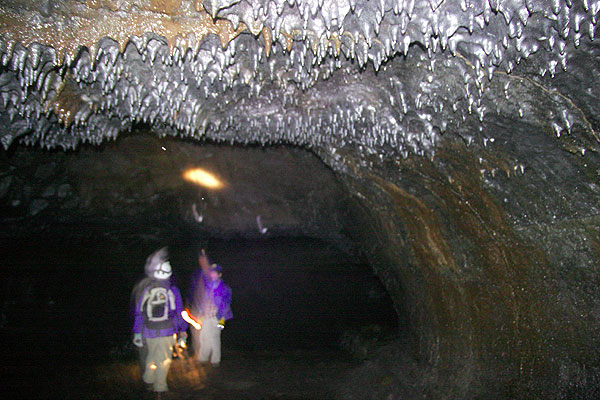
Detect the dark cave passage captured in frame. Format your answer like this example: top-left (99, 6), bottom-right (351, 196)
top-left (0, 135), bottom-right (418, 399)
top-left (0, 230), bottom-right (404, 399)
top-left (170, 236), bottom-right (401, 351)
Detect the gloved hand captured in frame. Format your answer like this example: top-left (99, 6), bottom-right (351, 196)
top-left (217, 317), bottom-right (225, 330)
top-left (133, 333), bottom-right (143, 348)
top-left (177, 331), bottom-right (188, 348)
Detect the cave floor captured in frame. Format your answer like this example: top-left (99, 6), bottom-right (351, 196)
top-left (2, 341), bottom-right (358, 399)
top-left (115, 347), bottom-right (353, 400)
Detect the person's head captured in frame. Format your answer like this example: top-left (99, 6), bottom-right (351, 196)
top-left (144, 247), bottom-right (172, 281)
top-left (208, 263), bottom-right (222, 282)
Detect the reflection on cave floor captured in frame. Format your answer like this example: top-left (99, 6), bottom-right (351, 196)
top-left (92, 348), bottom-right (357, 399)
top-left (3, 338), bottom-right (419, 399)
top-left (3, 332), bottom-right (410, 399)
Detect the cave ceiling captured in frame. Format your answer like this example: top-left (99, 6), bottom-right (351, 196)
top-left (0, 0), bottom-right (597, 167)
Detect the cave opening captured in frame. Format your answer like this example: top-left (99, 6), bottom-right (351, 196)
top-left (1, 133), bottom-right (408, 398)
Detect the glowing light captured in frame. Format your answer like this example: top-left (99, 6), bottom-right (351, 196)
top-left (183, 168), bottom-right (224, 189)
top-left (182, 309), bottom-right (202, 330)
top-left (256, 215), bottom-right (268, 234)
top-left (149, 364), bottom-right (157, 370)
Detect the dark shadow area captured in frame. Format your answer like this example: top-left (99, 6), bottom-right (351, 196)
top-left (172, 236), bottom-right (400, 351)
top-left (0, 232), bottom-right (401, 399)
top-left (0, 136), bottom-right (415, 399)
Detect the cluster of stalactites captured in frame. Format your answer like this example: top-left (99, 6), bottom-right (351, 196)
top-left (0, 0), bottom-right (597, 155)
top-left (207, 0), bottom-right (599, 74)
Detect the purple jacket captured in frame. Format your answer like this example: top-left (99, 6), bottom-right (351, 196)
top-left (190, 270), bottom-right (233, 321)
top-left (133, 282), bottom-right (188, 339)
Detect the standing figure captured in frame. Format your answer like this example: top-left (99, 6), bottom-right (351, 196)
top-left (131, 247), bottom-right (188, 395)
top-left (188, 250), bottom-right (233, 367)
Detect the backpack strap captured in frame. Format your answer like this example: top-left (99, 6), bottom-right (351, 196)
top-left (168, 288), bottom-right (175, 311)
top-left (139, 286), bottom-right (152, 313)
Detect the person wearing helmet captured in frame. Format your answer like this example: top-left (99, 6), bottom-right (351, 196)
top-left (131, 247), bottom-right (188, 395)
top-left (188, 249), bottom-right (233, 367)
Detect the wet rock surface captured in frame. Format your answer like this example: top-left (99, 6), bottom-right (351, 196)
top-left (331, 135), bottom-right (600, 398)
top-left (0, 1), bottom-right (598, 158)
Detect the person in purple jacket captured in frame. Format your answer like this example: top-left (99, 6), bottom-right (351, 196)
top-left (188, 249), bottom-right (233, 367)
top-left (131, 247), bottom-right (188, 395)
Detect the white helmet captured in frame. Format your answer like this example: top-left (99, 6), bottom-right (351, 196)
top-left (144, 247), bottom-right (172, 280)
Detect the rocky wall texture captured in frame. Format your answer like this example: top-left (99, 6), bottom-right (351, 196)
top-left (327, 124), bottom-right (600, 398)
top-left (0, 135), bottom-right (348, 240)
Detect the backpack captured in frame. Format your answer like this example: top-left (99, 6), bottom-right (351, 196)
top-left (140, 284), bottom-right (176, 331)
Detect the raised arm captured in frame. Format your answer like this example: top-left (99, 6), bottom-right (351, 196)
top-left (198, 249), bottom-right (212, 274)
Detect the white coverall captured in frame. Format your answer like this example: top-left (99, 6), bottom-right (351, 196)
top-left (197, 316), bottom-right (222, 364)
top-left (143, 335), bottom-right (175, 392)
